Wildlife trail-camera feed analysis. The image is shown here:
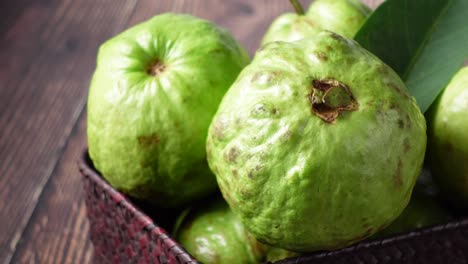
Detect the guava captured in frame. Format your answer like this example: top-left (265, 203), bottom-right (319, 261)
top-left (206, 31), bottom-right (427, 251)
top-left (307, 0), bottom-right (371, 38)
top-left (174, 198), bottom-right (266, 264)
top-left (427, 66), bottom-right (468, 206)
top-left (373, 188), bottom-right (450, 238)
top-left (87, 13), bottom-right (249, 207)
top-left (260, 0), bottom-right (321, 45)
top-left (261, 0), bottom-right (370, 45)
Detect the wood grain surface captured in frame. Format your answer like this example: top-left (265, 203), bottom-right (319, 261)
top-left (0, 0), bottom-right (380, 263)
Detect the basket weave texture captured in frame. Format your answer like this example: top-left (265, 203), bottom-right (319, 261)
top-left (79, 151), bottom-right (468, 264)
top-left (79, 153), bottom-right (198, 264)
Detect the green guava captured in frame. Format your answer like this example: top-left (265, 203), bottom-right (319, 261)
top-left (427, 66), bottom-right (468, 205)
top-left (261, 13), bottom-right (321, 46)
top-left (373, 188), bottom-right (450, 238)
top-left (174, 198), bottom-right (266, 264)
top-left (87, 13), bottom-right (249, 207)
top-left (307, 0), bottom-right (371, 38)
top-left (261, 0), bottom-right (370, 45)
top-left (206, 31), bottom-right (427, 251)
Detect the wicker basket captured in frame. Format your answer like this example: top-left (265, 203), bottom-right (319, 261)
top-left (79, 150), bottom-right (468, 264)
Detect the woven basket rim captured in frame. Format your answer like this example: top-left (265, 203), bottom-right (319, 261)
top-left (78, 149), bottom-right (468, 264)
top-left (78, 149), bottom-right (199, 264)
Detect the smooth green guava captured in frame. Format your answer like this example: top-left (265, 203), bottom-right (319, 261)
top-left (261, 0), bottom-right (370, 45)
top-left (307, 0), bottom-right (371, 38)
top-left (87, 13), bottom-right (249, 207)
top-left (261, 13), bottom-right (321, 46)
top-left (427, 66), bottom-right (468, 206)
top-left (174, 198), bottom-right (266, 264)
top-left (207, 31), bottom-right (427, 251)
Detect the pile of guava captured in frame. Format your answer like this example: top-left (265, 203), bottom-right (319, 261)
top-left (86, 0), bottom-right (467, 262)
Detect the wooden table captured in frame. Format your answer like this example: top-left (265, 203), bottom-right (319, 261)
top-left (0, 0), bottom-right (380, 263)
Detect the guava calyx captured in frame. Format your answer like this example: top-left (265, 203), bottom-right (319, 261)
top-left (308, 79), bottom-right (359, 123)
top-left (146, 59), bottom-right (166, 77)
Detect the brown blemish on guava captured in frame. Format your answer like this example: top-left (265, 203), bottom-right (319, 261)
top-left (390, 83), bottom-right (412, 99)
top-left (138, 133), bottom-right (160, 147)
top-left (389, 83), bottom-right (403, 94)
top-left (146, 59), bottom-right (166, 77)
top-left (315, 51), bottom-right (328, 61)
top-left (248, 165), bottom-right (262, 179)
top-left (307, 79), bottom-right (359, 124)
top-left (378, 65), bottom-right (391, 75)
top-left (232, 169), bottom-right (238, 177)
top-left (395, 159), bottom-right (403, 187)
top-left (271, 108), bottom-right (279, 115)
top-left (225, 147), bottom-right (239, 163)
top-left (398, 119), bottom-right (405, 129)
top-left (212, 118), bottom-right (226, 140)
top-left (389, 103), bottom-right (397, 110)
top-left (403, 138), bottom-right (410, 153)
top-left (240, 188), bottom-right (253, 198)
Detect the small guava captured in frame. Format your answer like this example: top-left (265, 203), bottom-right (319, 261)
top-left (307, 0), bottom-right (371, 38)
top-left (261, 13), bottom-right (321, 46)
top-left (207, 31), bottom-right (426, 251)
top-left (261, 0), bottom-right (370, 45)
top-left (427, 66), bottom-right (468, 206)
top-left (87, 13), bottom-right (249, 207)
top-left (174, 198), bottom-right (266, 264)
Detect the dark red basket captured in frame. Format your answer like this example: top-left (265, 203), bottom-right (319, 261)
top-left (79, 150), bottom-right (468, 264)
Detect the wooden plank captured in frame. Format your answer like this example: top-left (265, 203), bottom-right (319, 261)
top-left (10, 115), bottom-right (92, 264)
top-left (0, 0), bottom-right (138, 262)
top-left (0, 0), bottom-right (74, 115)
top-left (6, 0), bottom-right (382, 263)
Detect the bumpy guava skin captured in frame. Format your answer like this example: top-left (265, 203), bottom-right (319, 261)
top-left (87, 13), bottom-right (249, 207)
top-left (307, 0), bottom-right (371, 38)
top-left (261, 0), bottom-right (370, 45)
top-left (207, 31), bottom-right (426, 251)
top-left (427, 66), bottom-right (468, 205)
top-left (174, 199), bottom-right (266, 264)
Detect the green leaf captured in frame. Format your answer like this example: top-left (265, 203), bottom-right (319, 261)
top-left (354, 0), bottom-right (468, 113)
